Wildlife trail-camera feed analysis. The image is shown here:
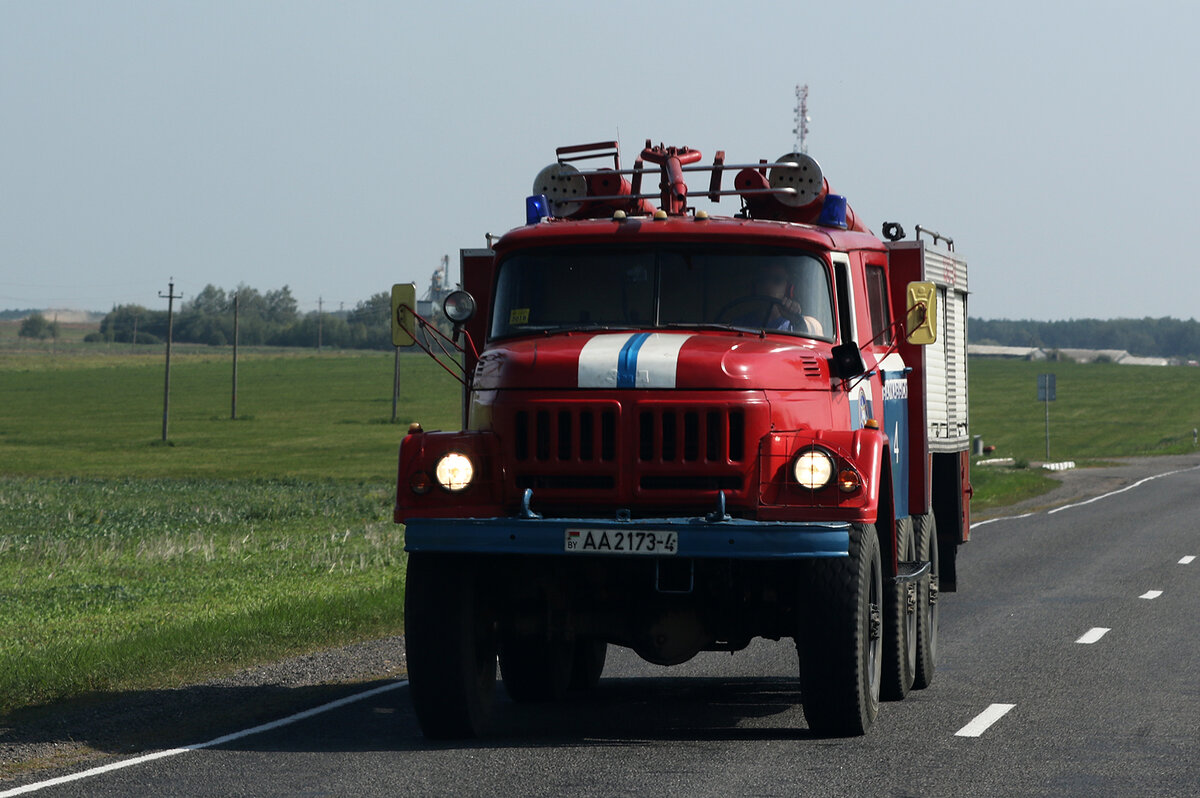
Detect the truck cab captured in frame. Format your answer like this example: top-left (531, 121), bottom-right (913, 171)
top-left (395, 140), bottom-right (970, 738)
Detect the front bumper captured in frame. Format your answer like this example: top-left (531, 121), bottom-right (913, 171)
top-left (402, 515), bottom-right (850, 559)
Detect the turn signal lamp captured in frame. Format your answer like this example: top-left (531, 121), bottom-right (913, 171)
top-left (410, 471), bottom-right (432, 495)
top-left (435, 452), bottom-right (474, 492)
top-left (837, 469), bottom-right (862, 493)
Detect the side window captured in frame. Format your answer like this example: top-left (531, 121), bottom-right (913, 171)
top-left (865, 264), bottom-right (892, 345)
top-left (833, 256), bottom-right (854, 343)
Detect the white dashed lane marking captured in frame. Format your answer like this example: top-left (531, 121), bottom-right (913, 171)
top-left (1180, 555), bottom-right (1196, 565)
top-left (955, 703), bottom-right (1016, 738)
top-left (1076, 627), bottom-right (1110, 644)
top-left (1139, 590), bottom-right (1164, 600)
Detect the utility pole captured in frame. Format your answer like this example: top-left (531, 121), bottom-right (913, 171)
top-left (159, 279), bottom-right (183, 441)
top-left (317, 296), bottom-right (323, 351)
top-left (231, 292), bottom-right (239, 420)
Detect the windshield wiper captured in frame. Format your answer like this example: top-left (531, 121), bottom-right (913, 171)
top-left (661, 322), bottom-right (761, 334)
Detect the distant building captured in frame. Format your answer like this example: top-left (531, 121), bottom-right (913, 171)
top-left (968, 344), bottom-right (1047, 360)
top-left (969, 344), bottom-right (1168, 366)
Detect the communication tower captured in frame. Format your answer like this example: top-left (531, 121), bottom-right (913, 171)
top-left (793, 84), bottom-right (810, 154)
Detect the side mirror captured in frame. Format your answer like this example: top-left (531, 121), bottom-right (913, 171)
top-left (905, 281), bottom-right (938, 345)
top-left (390, 282), bottom-right (417, 347)
top-left (830, 342), bottom-right (867, 379)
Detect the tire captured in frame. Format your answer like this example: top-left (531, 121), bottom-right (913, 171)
top-left (404, 553), bottom-right (497, 739)
top-left (797, 523), bottom-right (882, 736)
top-left (912, 512), bottom-right (939, 689)
top-left (569, 638), bottom-right (608, 691)
top-left (499, 633), bottom-right (574, 702)
top-left (881, 517), bottom-right (917, 701)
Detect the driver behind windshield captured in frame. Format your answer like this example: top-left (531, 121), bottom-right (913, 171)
top-left (734, 264), bottom-right (825, 335)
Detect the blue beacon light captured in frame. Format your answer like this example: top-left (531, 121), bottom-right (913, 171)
top-left (817, 194), bottom-right (848, 229)
top-left (526, 194), bottom-right (551, 225)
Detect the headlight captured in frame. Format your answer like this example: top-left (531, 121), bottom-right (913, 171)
top-left (793, 448), bottom-right (835, 490)
top-left (435, 452), bottom-right (474, 492)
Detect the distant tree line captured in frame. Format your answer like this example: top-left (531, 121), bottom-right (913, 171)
top-left (970, 317), bottom-right (1200, 359)
top-left (89, 285), bottom-right (393, 349)
top-left (18, 312), bottom-right (60, 340)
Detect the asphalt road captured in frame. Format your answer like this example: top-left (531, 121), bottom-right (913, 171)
top-left (10, 462), bottom-right (1200, 797)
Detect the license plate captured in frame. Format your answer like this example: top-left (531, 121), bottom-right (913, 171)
top-left (564, 528), bottom-right (678, 555)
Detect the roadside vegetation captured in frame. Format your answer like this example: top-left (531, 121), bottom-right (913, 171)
top-left (1, 342), bottom-right (1197, 715)
top-left (968, 357), bottom-right (1200, 511)
top-left (0, 347), bottom-right (459, 714)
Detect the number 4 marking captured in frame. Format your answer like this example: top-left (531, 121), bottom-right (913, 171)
top-left (893, 421), bottom-right (902, 461)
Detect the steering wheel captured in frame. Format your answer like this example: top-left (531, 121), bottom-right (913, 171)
top-left (715, 295), bottom-right (785, 327)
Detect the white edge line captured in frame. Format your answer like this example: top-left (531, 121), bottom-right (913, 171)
top-left (955, 703), bottom-right (1016, 737)
top-left (0, 680), bottom-right (409, 797)
top-left (1075, 627), bottom-right (1110, 644)
top-left (972, 464), bottom-right (1200, 529)
top-left (1047, 466), bottom-right (1199, 515)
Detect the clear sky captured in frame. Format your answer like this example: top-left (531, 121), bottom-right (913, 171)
top-left (2, 0), bottom-right (1197, 321)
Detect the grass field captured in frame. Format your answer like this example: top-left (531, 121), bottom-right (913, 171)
top-left (0, 347), bottom-right (460, 714)
top-left (2, 345), bottom-right (1197, 715)
top-left (967, 358), bottom-right (1200, 510)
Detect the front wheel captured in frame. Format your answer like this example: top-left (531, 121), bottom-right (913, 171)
top-left (797, 523), bottom-right (882, 736)
top-left (404, 553), bottom-right (497, 739)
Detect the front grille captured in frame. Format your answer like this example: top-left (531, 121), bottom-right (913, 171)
top-left (501, 397), bottom-right (759, 508)
top-left (637, 408), bottom-right (745, 464)
top-left (513, 408), bottom-right (618, 463)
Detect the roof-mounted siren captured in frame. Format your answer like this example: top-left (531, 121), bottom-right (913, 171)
top-left (529, 142), bottom-right (656, 223)
top-left (531, 162), bottom-right (588, 221)
top-left (734, 153), bottom-right (867, 231)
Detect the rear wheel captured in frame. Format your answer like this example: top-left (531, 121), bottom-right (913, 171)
top-left (499, 633), bottom-right (574, 702)
top-left (797, 523), bottom-right (882, 736)
top-left (913, 512), bottom-right (939, 689)
top-left (569, 638), bottom-right (608, 691)
top-left (881, 517), bottom-right (917, 701)
top-left (404, 553), bottom-right (497, 739)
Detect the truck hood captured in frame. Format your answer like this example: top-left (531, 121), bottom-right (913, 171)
top-left (473, 332), bottom-right (831, 391)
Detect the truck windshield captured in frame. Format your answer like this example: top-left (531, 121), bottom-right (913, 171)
top-left (490, 245), bottom-right (835, 341)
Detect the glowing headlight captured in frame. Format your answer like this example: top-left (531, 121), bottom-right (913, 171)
top-left (435, 453), bottom-right (474, 492)
top-left (793, 449), bottom-right (835, 490)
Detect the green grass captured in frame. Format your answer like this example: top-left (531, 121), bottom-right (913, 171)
top-left (968, 358), bottom-right (1200, 461)
top-left (0, 348), bottom-right (462, 714)
top-left (966, 357), bottom-right (1200, 515)
top-left (0, 477), bottom-right (406, 712)
top-left (0, 349), bottom-right (461, 480)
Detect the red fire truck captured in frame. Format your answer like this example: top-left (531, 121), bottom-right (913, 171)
top-left (392, 140), bottom-right (970, 738)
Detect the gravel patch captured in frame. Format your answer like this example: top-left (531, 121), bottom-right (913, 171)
top-left (0, 636), bottom-right (408, 785)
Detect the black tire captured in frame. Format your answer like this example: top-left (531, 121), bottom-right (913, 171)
top-left (499, 633), bottom-right (574, 702)
top-left (797, 523), bottom-right (882, 736)
top-left (569, 639), bottom-right (608, 691)
top-left (912, 512), bottom-right (939, 689)
top-left (404, 553), bottom-right (496, 739)
top-left (881, 517), bottom-right (917, 701)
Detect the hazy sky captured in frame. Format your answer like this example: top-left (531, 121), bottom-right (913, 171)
top-left (3, 0), bottom-right (1198, 321)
